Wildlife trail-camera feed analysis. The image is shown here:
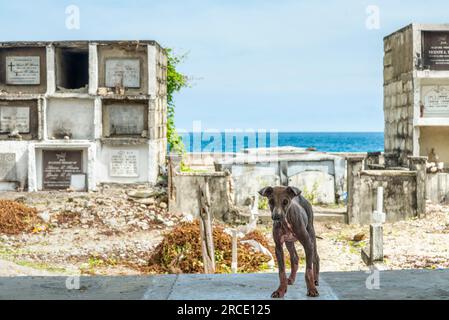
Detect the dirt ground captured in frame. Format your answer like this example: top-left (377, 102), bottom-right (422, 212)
top-left (0, 186), bottom-right (448, 276)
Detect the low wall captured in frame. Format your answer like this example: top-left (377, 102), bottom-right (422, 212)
top-left (168, 167), bottom-right (233, 221)
top-left (215, 150), bottom-right (347, 205)
top-left (347, 156), bottom-right (426, 225)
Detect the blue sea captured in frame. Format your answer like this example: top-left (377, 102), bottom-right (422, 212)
top-left (180, 132), bottom-right (384, 153)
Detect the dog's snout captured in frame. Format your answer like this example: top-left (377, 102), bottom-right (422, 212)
top-left (272, 208), bottom-right (283, 221)
top-left (272, 213), bottom-right (281, 221)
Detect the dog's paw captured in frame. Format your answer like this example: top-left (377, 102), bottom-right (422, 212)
top-left (307, 288), bottom-right (319, 297)
top-left (287, 277), bottom-right (296, 285)
top-left (271, 289), bottom-right (286, 298)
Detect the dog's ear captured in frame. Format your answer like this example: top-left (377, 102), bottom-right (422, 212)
top-left (287, 186), bottom-right (301, 197)
top-left (258, 186), bottom-right (273, 197)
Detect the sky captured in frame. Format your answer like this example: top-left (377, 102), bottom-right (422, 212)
top-left (1, 0), bottom-right (449, 132)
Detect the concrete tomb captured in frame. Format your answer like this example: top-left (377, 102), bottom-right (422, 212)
top-left (384, 25), bottom-right (449, 167)
top-left (0, 40), bottom-right (168, 191)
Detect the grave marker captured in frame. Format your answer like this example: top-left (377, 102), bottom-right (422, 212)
top-left (105, 58), bottom-right (140, 88)
top-left (43, 150), bottom-right (82, 190)
top-left (110, 150), bottom-right (139, 177)
top-left (0, 106), bottom-right (30, 133)
top-left (107, 103), bottom-right (145, 135)
top-left (5, 56), bottom-right (40, 85)
top-left (422, 85), bottom-right (449, 117)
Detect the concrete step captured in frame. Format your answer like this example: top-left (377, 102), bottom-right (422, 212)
top-left (314, 212), bottom-right (348, 224)
top-left (241, 209), bottom-right (348, 225)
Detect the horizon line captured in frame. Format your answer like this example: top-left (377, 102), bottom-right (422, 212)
top-left (183, 131), bottom-right (384, 133)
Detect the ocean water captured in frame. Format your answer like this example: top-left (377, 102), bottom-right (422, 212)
top-left (180, 132), bottom-right (384, 153)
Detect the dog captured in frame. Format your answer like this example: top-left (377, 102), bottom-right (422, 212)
top-left (259, 186), bottom-right (320, 298)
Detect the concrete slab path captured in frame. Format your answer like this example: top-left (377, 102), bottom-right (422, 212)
top-left (1, 269), bottom-right (449, 300)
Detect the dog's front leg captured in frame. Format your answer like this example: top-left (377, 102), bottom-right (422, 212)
top-left (285, 241), bottom-right (299, 285)
top-left (294, 225), bottom-right (319, 297)
top-left (271, 241), bottom-right (288, 298)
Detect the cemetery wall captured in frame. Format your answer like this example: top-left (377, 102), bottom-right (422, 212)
top-left (215, 151), bottom-right (347, 206)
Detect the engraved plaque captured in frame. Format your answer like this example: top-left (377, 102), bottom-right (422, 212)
top-left (110, 150), bottom-right (139, 177)
top-left (0, 153), bottom-right (16, 181)
top-left (6, 56), bottom-right (40, 85)
top-left (0, 106), bottom-right (30, 133)
top-left (422, 85), bottom-right (449, 117)
top-left (105, 58), bottom-right (140, 88)
top-left (43, 150), bottom-right (82, 190)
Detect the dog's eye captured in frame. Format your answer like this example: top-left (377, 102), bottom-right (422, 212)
top-left (283, 199), bottom-right (289, 206)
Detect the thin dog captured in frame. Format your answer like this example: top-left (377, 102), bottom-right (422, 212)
top-left (259, 186), bottom-right (320, 298)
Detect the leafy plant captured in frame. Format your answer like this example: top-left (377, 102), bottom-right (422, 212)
top-left (166, 48), bottom-right (189, 155)
top-left (302, 181), bottom-right (320, 205)
top-left (258, 197), bottom-right (269, 210)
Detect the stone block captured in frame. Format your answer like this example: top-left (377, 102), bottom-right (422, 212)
top-left (0, 153), bottom-right (16, 181)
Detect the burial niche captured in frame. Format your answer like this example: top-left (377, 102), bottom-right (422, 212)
top-left (56, 47), bottom-right (89, 91)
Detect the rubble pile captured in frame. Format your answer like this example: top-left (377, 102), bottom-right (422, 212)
top-left (142, 222), bottom-right (272, 274)
top-left (44, 185), bottom-right (179, 232)
top-left (0, 200), bottom-right (41, 235)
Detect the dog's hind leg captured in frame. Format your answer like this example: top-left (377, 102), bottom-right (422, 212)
top-left (285, 242), bottom-right (299, 285)
top-left (313, 244), bottom-right (320, 286)
top-left (308, 227), bottom-right (320, 286)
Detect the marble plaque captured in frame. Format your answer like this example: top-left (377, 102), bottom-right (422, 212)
top-left (0, 153), bottom-right (16, 181)
top-left (6, 56), bottom-right (40, 85)
top-left (108, 103), bottom-right (145, 135)
top-left (43, 151), bottom-right (82, 190)
top-left (105, 58), bottom-right (140, 88)
top-left (110, 150), bottom-right (139, 177)
top-left (0, 106), bottom-right (30, 133)
top-left (422, 85), bottom-right (449, 117)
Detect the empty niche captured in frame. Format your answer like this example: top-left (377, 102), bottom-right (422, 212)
top-left (56, 47), bottom-right (89, 92)
top-left (47, 98), bottom-right (95, 140)
top-left (103, 101), bottom-right (148, 137)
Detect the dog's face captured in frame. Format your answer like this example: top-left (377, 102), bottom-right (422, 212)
top-left (258, 186), bottom-right (301, 221)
